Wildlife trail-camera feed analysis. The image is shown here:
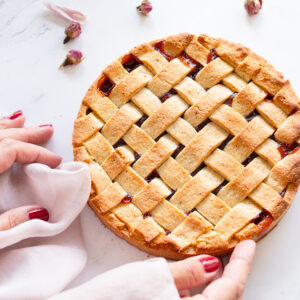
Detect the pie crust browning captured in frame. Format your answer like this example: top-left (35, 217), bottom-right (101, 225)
top-left (73, 33), bottom-right (300, 259)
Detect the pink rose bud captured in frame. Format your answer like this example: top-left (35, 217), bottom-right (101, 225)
top-left (60, 50), bottom-right (84, 68)
top-left (64, 21), bottom-right (81, 44)
top-left (136, 0), bottom-right (152, 16)
top-left (244, 0), bottom-right (262, 15)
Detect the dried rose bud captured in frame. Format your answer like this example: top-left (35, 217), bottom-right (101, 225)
top-left (64, 21), bottom-right (81, 44)
top-left (244, 0), bottom-right (262, 15)
top-left (60, 50), bottom-right (84, 68)
top-left (136, 0), bottom-right (152, 16)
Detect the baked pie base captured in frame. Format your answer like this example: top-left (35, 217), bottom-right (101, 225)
top-left (73, 33), bottom-right (300, 259)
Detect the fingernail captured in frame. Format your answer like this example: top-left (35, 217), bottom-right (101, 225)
top-left (28, 208), bottom-right (50, 221)
top-left (199, 256), bottom-right (220, 273)
top-left (179, 290), bottom-right (190, 298)
top-left (9, 110), bottom-right (22, 120)
top-left (39, 124), bottom-right (53, 128)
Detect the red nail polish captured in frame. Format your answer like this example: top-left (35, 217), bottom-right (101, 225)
top-left (39, 124), bottom-right (53, 128)
top-left (28, 208), bottom-right (50, 221)
top-left (9, 110), bottom-right (22, 120)
top-left (199, 256), bottom-right (220, 273)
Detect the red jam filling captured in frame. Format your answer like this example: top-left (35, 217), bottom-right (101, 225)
top-left (225, 93), bottom-right (237, 106)
top-left (207, 49), bottom-right (218, 63)
top-left (143, 211), bottom-right (152, 218)
top-left (160, 89), bottom-right (177, 102)
top-left (178, 52), bottom-right (199, 70)
top-left (188, 65), bottom-right (203, 80)
top-left (264, 94), bottom-right (273, 102)
top-left (219, 134), bottom-right (234, 150)
top-left (166, 190), bottom-right (176, 200)
top-left (121, 195), bottom-right (132, 204)
top-left (152, 40), bottom-right (175, 61)
top-left (186, 208), bottom-right (198, 215)
top-left (277, 142), bottom-right (299, 158)
top-left (134, 152), bottom-right (141, 162)
top-left (195, 119), bottom-right (211, 132)
top-left (121, 53), bottom-right (142, 72)
top-left (114, 139), bottom-right (126, 148)
top-left (136, 114), bottom-right (147, 127)
top-left (172, 144), bottom-right (184, 159)
top-left (212, 180), bottom-right (229, 195)
top-left (145, 170), bottom-right (159, 183)
top-left (97, 75), bottom-right (115, 97)
top-left (242, 152), bottom-right (258, 166)
top-left (251, 210), bottom-right (273, 232)
top-left (154, 131), bottom-right (168, 142)
top-left (245, 110), bottom-right (259, 122)
top-left (191, 163), bottom-right (206, 177)
top-left (280, 189), bottom-right (286, 197)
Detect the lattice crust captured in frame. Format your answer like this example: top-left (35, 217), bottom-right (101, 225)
top-left (73, 33), bottom-right (300, 259)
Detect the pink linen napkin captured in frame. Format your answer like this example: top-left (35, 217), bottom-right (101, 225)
top-left (0, 162), bottom-right (90, 299)
top-left (50, 258), bottom-right (180, 300)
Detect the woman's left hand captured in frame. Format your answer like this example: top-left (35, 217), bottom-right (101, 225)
top-left (0, 110), bottom-right (62, 230)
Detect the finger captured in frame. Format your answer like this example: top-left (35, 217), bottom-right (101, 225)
top-left (0, 206), bottom-right (49, 231)
top-left (169, 255), bottom-right (221, 291)
top-left (0, 110), bottom-right (25, 129)
top-left (179, 289), bottom-right (191, 298)
top-left (0, 125), bottom-right (54, 144)
top-left (196, 240), bottom-right (256, 300)
top-left (0, 138), bottom-right (62, 173)
top-left (223, 240), bottom-right (256, 296)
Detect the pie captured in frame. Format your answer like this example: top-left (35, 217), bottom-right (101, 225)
top-left (72, 33), bottom-right (300, 259)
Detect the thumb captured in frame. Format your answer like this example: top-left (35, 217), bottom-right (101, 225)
top-left (0, 206), bottom-right (49, 230)
top-left (169, 255), bottom-right (221, 291)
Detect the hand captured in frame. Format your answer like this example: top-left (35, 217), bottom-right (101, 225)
top-left (169, 240), bottom-right (256, 300)
top-left (0, 110), bottom-right (61, 230)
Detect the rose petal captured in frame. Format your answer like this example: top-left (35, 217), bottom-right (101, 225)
top-left (44, 2), bottom-right (86, 23)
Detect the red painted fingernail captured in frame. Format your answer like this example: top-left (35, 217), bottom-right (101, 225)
top-left (179, 291), bottom-right (190, 298)
top-left (28, 208), bottom-right (50, 221)
top-left (9, 110), bottom-right (22, 120)
top-left (199, 256), bottom-right (220, 273)
top-left (39, 124), bottom-right (53, 128)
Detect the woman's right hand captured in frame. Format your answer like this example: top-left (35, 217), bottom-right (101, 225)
top-left (169, 240), bottom-right (256, 300)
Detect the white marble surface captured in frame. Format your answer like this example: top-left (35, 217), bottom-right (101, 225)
top-left (1, 0), bottom-right (300, 299)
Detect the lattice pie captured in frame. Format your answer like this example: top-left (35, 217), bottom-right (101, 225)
top-left (73, 33), bottom-right (300, 259)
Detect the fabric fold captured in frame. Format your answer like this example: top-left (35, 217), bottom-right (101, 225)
top-left (0, 162), bottom-right (90, 299)
top-left (49, 258), bottom-right (180, 300)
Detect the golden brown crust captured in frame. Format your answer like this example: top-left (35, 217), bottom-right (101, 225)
top-left (198, 34), bottom-right (250, 68)
top-left (275, 111), bottom-right (300, 144)
top-left (73, 146), bottom-right (91, 163)
top-left (73, 33), bottom-right (300, 259)
top-left (163, 33), bottom-right (194, 57)
top-left (273, 81), bottom-right (300, 115)
top-left (88, 180), bottom-right (295, 260)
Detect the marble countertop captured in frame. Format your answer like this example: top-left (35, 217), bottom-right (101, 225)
top-left (1, 0), bottom-right (300, 299)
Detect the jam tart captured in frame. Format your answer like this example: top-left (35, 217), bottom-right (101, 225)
top-left (73, 33), bottom-right (300, 259)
